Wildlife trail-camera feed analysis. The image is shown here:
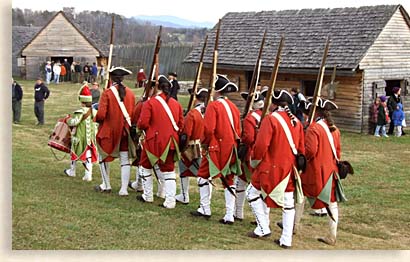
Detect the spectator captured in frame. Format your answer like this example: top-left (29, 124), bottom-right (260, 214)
top-left (60, 62), bottom-right (67, 83)
top-left (99, 64), bottom-right (105, 85)
top-left (75, 62), bottom-right (82, 83)
top-left (392, 102), bottom-right (405, 137)
top-left (370, 97), bottom-right (381, 134)
top-left (53, 62), bottom-right (61, 84)
top-left (374, 95), bottom-right (389, 137)
top-left (290, 87), bottom-right (306, 122)
top-left (136, 68), bottom-right (147, 88)
top-left (387, 87), bottom-right (402, 135)
top-left (45, 61), bottom-right (52, 84)
top-left (12, 78), bottom-right (23, 124)
top-left (91, 82), bottom-right (100, 109)
top-left (34, 78), bottom-right (50, 125)
top-left (64, 59), bottom-right (71, 82)
top-left (91, 62), bottom-right (98, 83)
top-left (168, 72), bottom-right (180, 100)
top-left (83, 62), bottom-right (90, 83)
top-left (71, 62), bottom-right (76, 83)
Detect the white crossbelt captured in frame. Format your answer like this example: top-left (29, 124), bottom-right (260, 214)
top-left (155, 95), bottom-right (179, 132)
top-left (218, 98), bottom-right (240, 139)
top-left (271, 112), bottom-right (297, 155)
top-left (317, 120), bottom-right (339, 161)
top-left (110, 86), bottom-right (131, 127)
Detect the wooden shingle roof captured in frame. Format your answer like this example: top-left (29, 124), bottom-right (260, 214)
top-left (185, 5), bottom-right (405, 72)
top-left (20, 11), bottom-right (109, 57)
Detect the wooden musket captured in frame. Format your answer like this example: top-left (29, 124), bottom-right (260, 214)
top-left (142, 26), bottom-right (162, 101)
top-left (204, 19), bottom-right (221, 108)
top-left (308, 37), bottom-right (330, 124)
top-left (185, 35), bottom-right (208, 115)
top-left (259, 35), bottom-right (285, 126)
top-left (104, 15), bottom-right (115, 90)
top-left (242, 29), bottom-right (267, 118)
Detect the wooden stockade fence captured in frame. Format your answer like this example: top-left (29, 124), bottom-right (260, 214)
top-left (112, 43), bottom-right (197, 80)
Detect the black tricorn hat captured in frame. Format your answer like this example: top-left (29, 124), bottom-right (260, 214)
top-left (157, 75), bottom-right (173, 88)
top-left (271, 90), bottom-right (294, 105)
top-left (215, 74), bottom-right (238, 93)
top-left (316, 97), bottom-right (338, 111)
top-left (299, 100), bottom-right (312, 115)
top-left (240, 91), bottom-right (264, 102)
top-left (109, 66), bottom-right (132, 76)
top-left (168, 72), bottom-right (178, 77)
top-left (188, 87), bottom-right (208, 96)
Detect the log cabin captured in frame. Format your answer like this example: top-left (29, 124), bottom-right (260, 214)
top-left (185, 5), bottom-right (410, 133)
top-left (19, 11), bottom-right (109, 80)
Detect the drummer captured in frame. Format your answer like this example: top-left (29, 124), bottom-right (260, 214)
top-left (64, 84), bottom-right (98, 182)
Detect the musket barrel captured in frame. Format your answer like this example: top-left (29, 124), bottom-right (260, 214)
top-left (205, 19), bottom-right (221, 108)
top-left (104, 15), bottom-right (115, 90)
top-left (186, 35), bottom-right (208, 114)
top-left (243, 29), bottom-right (267, 118)
top-left (308, 37), bottom-right (331, 124)
top-left (260, 35), bottom-right (285, 125)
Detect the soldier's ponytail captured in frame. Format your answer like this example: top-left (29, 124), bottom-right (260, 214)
top-left (322, 110), bottom-right (337, 132)
top-left (112, 75), bottom-right (126, 101)
top-left (284, 105), bottom-right (297, 127)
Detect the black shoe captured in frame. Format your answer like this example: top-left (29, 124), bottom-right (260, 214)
top-left (190, 211), bottom-right (211, 219)
top-left (250, 221), bottom-right (257, 225)
top-left (128, 181), bottom-right (135, 190)
top-left (309, 211), bottom-right (327, 217)
top-left (276, 221), bottom-right (283, 229)
top-left (247, 231), bottom-right (271, 239)
top-left (233, 216), bottom-right (243, 222)
top-left (176, 198), bottom-right (189, 205)
top-left (274, 239), bottom-right (291, 249)
top-left (137, 195), bottom-right (147, 202)
top-left (94, 185), bottom-right (112, 193)
top-left (219, 218), bottom-right (234, 225)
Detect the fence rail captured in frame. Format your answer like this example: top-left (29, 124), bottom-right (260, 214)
top-left (112, 43), bottom-right (197, 80)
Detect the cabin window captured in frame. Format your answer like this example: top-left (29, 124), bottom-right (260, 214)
top-left (302, 80), bottom-right (316, 97)
top-left (385, 80), bottom-right (402, 96)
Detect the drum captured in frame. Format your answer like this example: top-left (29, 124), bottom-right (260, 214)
top-left (48, 117), bottom-right (72, 153)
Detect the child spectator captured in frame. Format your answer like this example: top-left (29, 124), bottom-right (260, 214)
top-left (370, 97), bottom-right (381, 134)
top-left (392, 103), bottom-right (405, 137)
top-left (60, 62), bottom-right (67, 83)
top-left (374, 96), bottom-right (389, 137)
top-left (64, 84), bottom-right (98, 181)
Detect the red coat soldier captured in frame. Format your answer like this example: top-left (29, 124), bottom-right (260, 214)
top-left (247, 90), bottom-right (305, 249)
top-left (94, 67), bottom-right (136, 196)
top-left (303, 98), bottom-right (346, 246)
top-left (233, 91), bottom-right (264, 220)
top-left (137, 75), bottom-right (184, 208)
top-left (175, 88), bottom-right (208, 204)
top-left (190, 74), bottom-right (242, 224)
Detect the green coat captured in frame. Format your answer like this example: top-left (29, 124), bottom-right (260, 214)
top-left (67, 107), bottom-right (98, 161)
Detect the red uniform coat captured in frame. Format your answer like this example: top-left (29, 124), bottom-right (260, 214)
top-left (138, 93), bottom-right (184, 167)
top-left (302, 120), bottom-right (341, 209)
top-left (240, 109), bottom-right (262, 182)
top-left (180, 104), bottom-right (204, 177)
top-left (197, 97), bottom-right (242, 181)
top-left (95, 84), bottom-right (135, 162)
top-left (251, 110), bottom-right (305, 208)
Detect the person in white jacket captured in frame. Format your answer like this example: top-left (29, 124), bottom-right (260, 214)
top-left (53, 62), bottom-right (61, 84)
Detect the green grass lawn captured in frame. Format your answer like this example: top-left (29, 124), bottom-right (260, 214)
top-left (12, 79), bottom-right (410, 249)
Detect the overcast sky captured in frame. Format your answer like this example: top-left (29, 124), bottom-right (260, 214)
top-left (12, 0), bottom-right (409, 23)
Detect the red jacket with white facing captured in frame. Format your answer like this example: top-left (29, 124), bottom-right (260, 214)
top-left (251, 110), bottom-right (305, 208)
top-left (137, 92), bottom-right (184, 164)
top-left (95, 84), bottom-right (135, 162)
top-left (302, 119), bottom-right (341, 209)
top-left (197, 97), bottom-right (241, 179)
